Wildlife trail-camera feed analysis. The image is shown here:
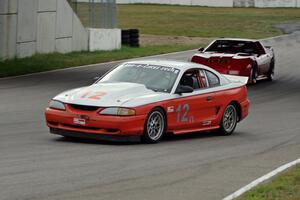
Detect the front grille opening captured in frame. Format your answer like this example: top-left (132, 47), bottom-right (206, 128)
top-left (62, 124), bottom-right (100, 130)
top-left (61, 124), bottom-right (120, 133)
top-left (107, 129), bottom-right (119, 133)
top-left (69, 104), bottom-right (100, 111)
top-left (48, 121), bottom-right (58, 126)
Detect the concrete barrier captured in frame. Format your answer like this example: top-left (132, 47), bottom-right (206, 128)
top-left (0, 0), bottom-right (89, 60)
top-left (255, 0), bottom-right (298, 7)
top-left (89, 28), bottom-right (121, 51)
top-left (0, 15), bottom-right (17, 60)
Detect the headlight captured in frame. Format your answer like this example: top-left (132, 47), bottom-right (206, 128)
top-left (49, 100), bottom-right (66, 110)
top-left (99, 107), bottom-right (136, 116)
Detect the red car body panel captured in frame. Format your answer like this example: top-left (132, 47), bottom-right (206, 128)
top-left (191, 56), bottom-right (252, 77)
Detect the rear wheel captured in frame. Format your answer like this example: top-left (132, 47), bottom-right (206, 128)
top-left (267, 60), bottom-right (275, 81)
top-left (218, 104), bottom-right (238, 135)
top-left (250, 64), bottom-right (258, 85)
top-left (142, 108), bottom-right (166, 143)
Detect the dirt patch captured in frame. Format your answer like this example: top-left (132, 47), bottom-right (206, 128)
top-left (140, 34), bottom-right (215, 47)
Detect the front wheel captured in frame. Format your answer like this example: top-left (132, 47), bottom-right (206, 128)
top-left (142, 108), bottom-right (166, 143)
top-left (218, 104), bottom-right (238, 135)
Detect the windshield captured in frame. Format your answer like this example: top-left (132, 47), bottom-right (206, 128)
top-left (205, 40), bottom-right (258, 54)
top-left (98, 63), bottom-right (180, 93)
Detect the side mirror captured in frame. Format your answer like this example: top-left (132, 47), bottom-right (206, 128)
top-left (176, 85), bottom-right (194, 94)
top-left (93, 77), bottom-right (100, 84)
top-left (198, 47), bottom-right (204, 52)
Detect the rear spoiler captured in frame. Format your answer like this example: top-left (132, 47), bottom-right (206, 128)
top-left (223, 75), bottom-right (249, 85)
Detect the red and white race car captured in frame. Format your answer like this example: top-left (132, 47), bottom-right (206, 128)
top-left (191, 38), bottom-right (275, 84)
top-left (45, 60), bottom-right (250, 143)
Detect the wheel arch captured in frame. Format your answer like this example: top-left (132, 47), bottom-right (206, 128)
top-left (229, 101), bottom-right (242, 122)
top-left (154, 106), bottom-right (167, 123)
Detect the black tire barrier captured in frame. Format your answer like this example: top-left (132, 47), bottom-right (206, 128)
top-left (130, 43), bottom-right (140, 47)
top-left (121, 29), bottom-right (130, 35)
top-left (130, 38), bottom-right (139, 43)
top-left (122, 39), bottom-right (130, 45)
top-left (129, 29), bottom-right (139, 34)
top-left (129, 33), bottom-right (139, 38)
top-left (122, 29), bottom-right (140, 47)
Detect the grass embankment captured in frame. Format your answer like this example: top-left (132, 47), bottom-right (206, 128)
top-left (0, 45), bottom-right (199, 77)
top-left (1, 5), bottom-right (300, 77)
top-left (237, 165), bottom-right (300, 200)
top-left (118, 4), bottom-right (300, 39)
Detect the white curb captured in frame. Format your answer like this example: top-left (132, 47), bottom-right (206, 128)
top-left (223, 158), bottom-right (300, 200)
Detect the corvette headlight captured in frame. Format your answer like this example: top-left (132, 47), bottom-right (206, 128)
top-left (49, 100), bottom-right (66, 111)
top-left (99, 107), bottom-right (136, 116)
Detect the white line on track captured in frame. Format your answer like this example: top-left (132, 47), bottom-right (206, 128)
top-left (222, 158), bottom-right (300, 200)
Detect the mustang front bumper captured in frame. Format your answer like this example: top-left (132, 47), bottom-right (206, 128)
top-left (45, 107), bottom-right (147, 140)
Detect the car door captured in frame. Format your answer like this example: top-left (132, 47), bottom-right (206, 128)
top-left (166, 69), bottom-right (219, 133)
top-left (255, 42), bottom-right (270, 74)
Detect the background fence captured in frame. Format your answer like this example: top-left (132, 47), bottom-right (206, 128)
top-left (68, 0), bottom-right (117, 28)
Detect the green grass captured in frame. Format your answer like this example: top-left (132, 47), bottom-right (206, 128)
top-left (237, 165), bottom-right (300, 200)
top-left (0, 44), bottom-right (200, 78)
top-left (73, 3), bottom-right (300, 38)
top-left (118, 4), bottom-right (300, 39)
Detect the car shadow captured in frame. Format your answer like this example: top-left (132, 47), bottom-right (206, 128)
top-left (53, 136), bottom-right (141, 146)
top-left (163, 130), bottom-right (234, 142)
top-left (52, 130), bottom-right (240, 145)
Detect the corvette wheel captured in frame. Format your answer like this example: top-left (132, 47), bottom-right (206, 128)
top-left (218, 104), bottom-right (238, 135)
top-left (267, 60), bottom-right (275, 81)
top-left (143, 108), bottom-right (166, 143)
top-left (250, 66), bottom-right (258, 85)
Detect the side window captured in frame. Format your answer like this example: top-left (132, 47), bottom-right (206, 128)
top-left (180, 70), bottom-right (201, 90)
top-left (205, 70), bottom-right (220, 87)
top-left (255, 42), bottom-right (266, 55)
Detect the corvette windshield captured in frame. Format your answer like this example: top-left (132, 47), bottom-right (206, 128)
top-left (205, 40), bottom-right (258, 54)
top-left (99, 63), bottom-right (180, 93)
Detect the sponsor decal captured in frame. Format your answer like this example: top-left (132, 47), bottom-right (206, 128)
top-left (73, 118), bottom-right (86, 125)
top-left (125, 63), bottom-right (180, 74)
top-left (167, 106), bottom-right (175, 113)
top-left (202, 120), bottom-right (212, 126)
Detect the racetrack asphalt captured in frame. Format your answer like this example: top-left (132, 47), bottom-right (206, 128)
top-left (1, 33), bottom-right (300, 200)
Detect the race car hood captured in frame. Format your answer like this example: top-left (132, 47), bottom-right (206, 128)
top-left (53, 82), bottom-right (170, 107)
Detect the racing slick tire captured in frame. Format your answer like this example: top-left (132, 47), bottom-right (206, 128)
top-left (267, 59), bottom-right (275, 81)
top-left (250, 63), bottom-right (258, 85)
top-left (142, 108), bottom-right (166, 143)
top-left (218, 103), bottom-right (238, 136)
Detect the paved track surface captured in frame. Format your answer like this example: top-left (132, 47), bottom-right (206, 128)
top-left (1, 34), bottom-right (300, 200)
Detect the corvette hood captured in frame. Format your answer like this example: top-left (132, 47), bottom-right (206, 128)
top-left (53, 82), bottom-right (169, 107)
top-left (193, 52), bottom-right (237, 59)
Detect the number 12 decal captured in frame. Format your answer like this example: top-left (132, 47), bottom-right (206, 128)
top-left (81, 91), bottom-right (107, 100)
top-left (176, 103), bottom-right (190, 122)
